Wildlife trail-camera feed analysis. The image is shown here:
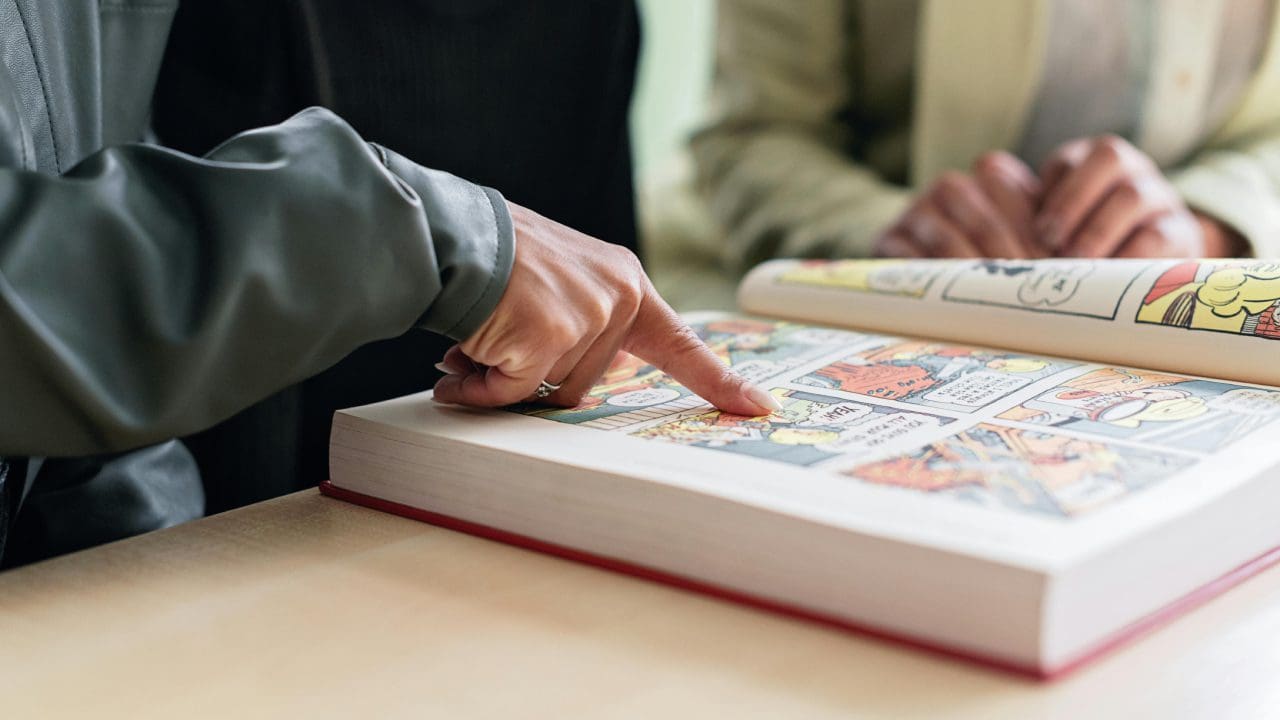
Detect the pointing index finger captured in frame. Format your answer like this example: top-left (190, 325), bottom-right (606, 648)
top-left (624, 285), bottom-right (779, 417)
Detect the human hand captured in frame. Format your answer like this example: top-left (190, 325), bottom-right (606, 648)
top-left (432, 201), bottom-right (780, 415)
top-left (875, 152), bottom-right (1042, 259)
top-left (1037, 135), bottom-right (1243, 258)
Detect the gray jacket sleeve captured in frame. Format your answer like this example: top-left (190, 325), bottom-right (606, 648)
top-left (0, 107), bottom-right (514, 456)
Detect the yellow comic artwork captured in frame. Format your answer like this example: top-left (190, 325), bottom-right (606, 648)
top-left (843, 423), bottom-right (1193, 518)
top-left (777, 259), bottom-right (943, 298)
top-left (1136, 260), bottom-right (1280, 338)
top-left (630, 388), bottom-right (951, 467)
top-left (997, 367), bottom-right (1280, 452)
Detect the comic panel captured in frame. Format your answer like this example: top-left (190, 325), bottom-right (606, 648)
top-left (840, 423), bottom-right (1195, 518)
top-left (793, 340), bottom-right (1076, 414)
top-left (941, 259), bottom-right (1139, 319)
top-left (629, 388), bottom-right (954, 467)
top-left (520, 318), bottom-right (866, 431)
top-left (1135, 260), bottom-right (1280, 340)
top-left (997, 367), bottom-right (1280, 453)
top-left (776, 259), bottom-right (945, 298)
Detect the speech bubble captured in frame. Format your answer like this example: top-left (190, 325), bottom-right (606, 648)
top-left (1207, 387), bottom-right (1280, 415)
top-left (802, 402), bottom-right (873, 427)
top-left (867, 264), bottom-right (936, 296)
top-left (821, 412), bottom-right (942, 452)
top-left (1016, 262), bottom-right (1093, 307)
top-left (923, 371), bottom-right (1030, 408)
top-left (607, 387), bottom-right (682, 408)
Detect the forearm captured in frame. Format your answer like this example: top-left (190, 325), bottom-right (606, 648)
top-left (0, 108), bottom-right (512, 456)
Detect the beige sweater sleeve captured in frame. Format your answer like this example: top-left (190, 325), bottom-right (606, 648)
top-left (1170, 125), bottom-right (1280, 257)
top-left (691, 0), bottom-right (910, 270)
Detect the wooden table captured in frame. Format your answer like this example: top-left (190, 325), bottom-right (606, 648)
top-left (2, 489), bottom-right (1278, 719)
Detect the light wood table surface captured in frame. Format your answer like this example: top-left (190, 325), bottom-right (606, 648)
top-left (1, 489), bottom-right (1277, 719)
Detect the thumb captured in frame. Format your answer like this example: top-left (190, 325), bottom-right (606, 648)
top-left (432, 360), bottom-right (551, 407)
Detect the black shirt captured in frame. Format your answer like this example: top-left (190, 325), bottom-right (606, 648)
top-left (152, 0), bottom-right (642, 510)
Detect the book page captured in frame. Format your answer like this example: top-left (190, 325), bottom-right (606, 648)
top-left (492, 314), bottom-right (1280, 567)
top-left (738, 259), bottom-right (1280, 387)
top-left (336, 315), bottom-right (1280, 669)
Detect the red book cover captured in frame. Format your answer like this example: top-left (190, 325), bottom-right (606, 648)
top-left (319, 480), bottom-right (1280, 680)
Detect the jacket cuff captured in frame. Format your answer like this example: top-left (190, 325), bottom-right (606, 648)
top-left (1171, 159), bottom-right (1280, 257)
top-left (372, 144), bottom-right (516, 339)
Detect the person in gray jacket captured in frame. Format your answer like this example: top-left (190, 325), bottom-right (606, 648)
top-left (0, 1), bottom-right (776, 565)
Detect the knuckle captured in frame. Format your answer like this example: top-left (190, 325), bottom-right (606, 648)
top-left (610, 244), bottom-right (643, 275)
top-left (1093, 135), bottom-right (1128, 164)
top-left (1093, 146), bottom-right (1122, 168)
top-left (1097, 134), bottom-right (1128, 153)
top-left (1054, 138), bottom-right (1091, 163)
top-left (1042, 146), bottom-right (1069, 167)
top-left (608, 246), bottom-right (645, 302)
top-left (668, 323), bottom-right (711, 361)
top-left (907, 212), bottom-right (941, 247)
top-left (934, 171), bottom-right (968, 195)
top-left (615, 279), bottom-right (643, 318)
top-left (721, 367), bottom-right (751, 397)
top-left (578, 294), bottom-right (612, 330)
top-left (1113, 180), bottom-right (1142, 204)
top-left (971, 151), bottom-right (1007, 177)
top-left (930, 178), bottom-right (972, 215)
top-left (590, 297), bottom-right (613, 328)
top-left (544, 318), bottom-right (580, 349)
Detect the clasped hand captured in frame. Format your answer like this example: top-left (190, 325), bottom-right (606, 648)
top-left (434, 201), bottom-right (780, 415)
top-left (876, 135), bottom-right (1242, 259)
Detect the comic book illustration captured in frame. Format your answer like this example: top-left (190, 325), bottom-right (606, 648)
top-left (522, 318), bottom-right (864, 430)
top-left (997, 367), bottom-right (1280, 453)
top-left (940, 259), bottom-right (1140, 319)
top-left (842, 423), bottom-right (1194, 518)
top-left (776, 259), bottom-right (944, 298)
top-left (794, 340), bottom-right (1075, 414)
top-left (1136, 260), bottom-right (1280, 339)
top-left (629, 388), bottom-right (953, 467)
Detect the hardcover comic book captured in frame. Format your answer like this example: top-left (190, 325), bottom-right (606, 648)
top-left (517, 259), bottom-right (1280, 520)
top-left (327, 258), bottom-right (1280, 678)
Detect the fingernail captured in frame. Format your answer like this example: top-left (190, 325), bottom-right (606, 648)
top-left (744, 384), bottom-right (783, 414)
top-left (434, 362), bottom-right (458, 375)
top-left (431, 375), bottom-right (460, 403)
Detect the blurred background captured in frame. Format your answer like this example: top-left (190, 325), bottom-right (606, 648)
top-left (630, 0), bottom-right (735, 310)
top-left (632, 1), bottom-right (713, 185)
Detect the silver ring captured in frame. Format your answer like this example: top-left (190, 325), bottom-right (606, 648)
top-left (534, 380), bottom-right (562, 399)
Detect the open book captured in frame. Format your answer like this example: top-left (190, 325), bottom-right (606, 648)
top-left (324, 258), bottom-right (1280, 678)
